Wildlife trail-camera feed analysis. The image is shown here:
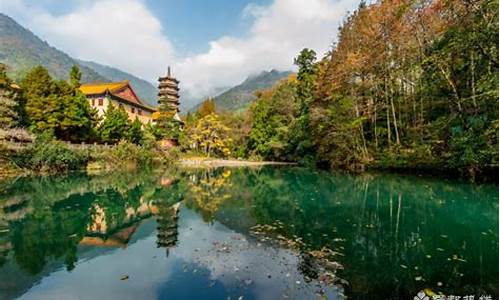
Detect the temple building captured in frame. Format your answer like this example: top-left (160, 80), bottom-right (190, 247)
top-left (80, 81), bottom-right (157, 125)
top-left (157, 67), bottom-right (182, 122)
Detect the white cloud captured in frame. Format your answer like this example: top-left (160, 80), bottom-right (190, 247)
top-left (174, 0), bottom-right (358, 98)
top-left (2, 0), bottom-right (357, 102)
top-left (1, 0), bottom-right (174, 82)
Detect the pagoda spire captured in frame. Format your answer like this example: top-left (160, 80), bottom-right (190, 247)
top-left (158, 66), bottom-right (180, 112)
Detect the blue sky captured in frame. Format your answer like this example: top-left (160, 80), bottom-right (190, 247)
top-left (144, 0), bottom-right (272, 54)
top-left (1, 0), bottom-right (357, 98)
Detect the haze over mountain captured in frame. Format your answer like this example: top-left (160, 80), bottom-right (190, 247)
top-left (0, 13), bottom-right (158, 107)
top-left (0, 13), bottom-right (293, 111)
top-left (192, 69), bottom-right (292, 112)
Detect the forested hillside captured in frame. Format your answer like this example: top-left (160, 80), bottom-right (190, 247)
top-left (242, 0), bottom-right (498, 179)
top-left (0, 14), bottom-right (105, 83)
top-left (0, 14), bottom-right (158, 105)
top-left (192, 70), bottom-right (292, 112)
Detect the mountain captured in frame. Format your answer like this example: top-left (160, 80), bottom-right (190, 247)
top-left (77, 60), bottom-right (158, 107)
top-left (192, 69), bottom-right (292, 112)
top-left (0, 13), bottom-right (106, 83)
top-left (0, 14), bottom-right (157, 106)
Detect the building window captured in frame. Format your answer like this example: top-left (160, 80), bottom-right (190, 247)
top-left (98, 98), bottom-right (103, 106)
top-left (131, 107), bottom-right (135, 114)
top-left (138, 109), bottom-right (142, 116)
top-left (91, 99), bottom-right (95, 106)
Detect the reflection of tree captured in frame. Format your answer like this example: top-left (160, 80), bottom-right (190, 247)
top-left (178, 166), bottom-right (498, 298)
top-left (9, 193), bottom-right (93, 274)
top-left (183, 169), bottom-right (233, 222)
top-left (0, 168), bottom-right (184, 275)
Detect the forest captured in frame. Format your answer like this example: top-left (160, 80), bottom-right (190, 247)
top-left (0, 0), bottom-right (498, 180)
top-left (185, 0), bottom-right (498, 179)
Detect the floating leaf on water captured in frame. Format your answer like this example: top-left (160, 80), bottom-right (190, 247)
top-left (426, 255), bottom-right (432, 259)
top-left (120, 275), bottom-right (129, 280)
top-left (437, 282), bottom-right (443, 286)
top-left (295, 281), bottom-right (301, 284)
top-left (400, 265), bottom-right (408, 269)
top-left (415, 276), bottom-right (423, 281)
top-left (436, 248), bottom-right (445, 252)
top-left (440, 235), bottom-right (448, 238)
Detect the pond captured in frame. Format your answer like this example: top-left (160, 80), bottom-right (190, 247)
top-left (0, 167), bottom-right (497, 299)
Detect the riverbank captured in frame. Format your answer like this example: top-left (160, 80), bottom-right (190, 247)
top-left (179, 157), bottom-right (296, 168)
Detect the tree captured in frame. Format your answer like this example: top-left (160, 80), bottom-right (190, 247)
top-left (99, 104), bottom-right (130, 143)
top-left (69, 65), bottom-right (82, 89)
top-left (21, 66), bottom-right (59, 134)
top-left (0, 65), bottom-right (20, 128)
top-left (289, 48), bottom-right (318, 162)
top-left (197, 98), bottom-right (216, 117)
top-left (127, 117), bottom-right (144, 145)
top-left (21, 66), bottom-right (98, 142)
top-left (247, 78), bottom-right (299, 161)
top-left (187, 113), bottom-right (232, 157)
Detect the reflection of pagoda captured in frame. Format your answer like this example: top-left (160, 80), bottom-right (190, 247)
top-left (155, 202), bottom-right (180, 257)
top-left (158, 66), bottom-right (181, 122)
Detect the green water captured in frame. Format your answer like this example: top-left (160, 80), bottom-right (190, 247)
top-left (0, 167), bottom-right (497, 299)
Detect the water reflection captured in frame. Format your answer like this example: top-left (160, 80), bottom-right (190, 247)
top-left (0, 167), bottom-right (497, 299)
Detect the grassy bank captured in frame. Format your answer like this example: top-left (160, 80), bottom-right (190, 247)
top-left (0, 139), bottom-right (178, 177)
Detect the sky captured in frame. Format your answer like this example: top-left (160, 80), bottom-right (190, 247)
top-left (1, 0), bottom-right (358, 99)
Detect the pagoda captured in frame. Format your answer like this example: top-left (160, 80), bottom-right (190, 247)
top-left (158, 66), bottom-right (181, 121)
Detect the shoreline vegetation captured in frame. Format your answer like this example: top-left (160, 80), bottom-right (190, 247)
top-left (179, 157), bottom-right (296, 168)
top-left (0, 0), bottom-right (497, 182)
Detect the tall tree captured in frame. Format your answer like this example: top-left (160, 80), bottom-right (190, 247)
top-left (98, 104), bottom-right (130, 143)
top-left (0, 65), bottom-right (20, 128)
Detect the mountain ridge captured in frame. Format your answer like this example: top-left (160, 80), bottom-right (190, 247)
top-left (191, 69), bottom-right (293, 112)
top-left (0, 13), bottom-right (158, 107)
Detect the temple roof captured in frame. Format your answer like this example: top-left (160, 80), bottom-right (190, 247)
top-left (80, 81), bottom-right (129, 95)
top-left (80, 81), bottom-right (156, 112)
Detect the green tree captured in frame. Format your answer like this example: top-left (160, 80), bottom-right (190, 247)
top-left (69, 65), bottom-right (82, 88)
top-left (127, 117), bottom-right (144, 145)
top-left (290, 48), bottom-right (317, 162)
top-left (21, 66), bottom-right (97, 142)
top-left (0, 65), bottom-right (20, 128)
top-left (99, 104), bottom-right (130, 143)
top-left (21, 66), bottom-right (59, 134)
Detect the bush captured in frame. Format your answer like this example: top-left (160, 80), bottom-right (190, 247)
top-left (15, 140), bottom-right (89, 172)
top-left (92, 140), bottom-right (157, 169)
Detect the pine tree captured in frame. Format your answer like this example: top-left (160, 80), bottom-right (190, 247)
top-left (127, 117), bottom-right (144, 145)
top-left (99, 104), bottom-right (130, 143)
top-left (69, 65), bottom-right (82, 89)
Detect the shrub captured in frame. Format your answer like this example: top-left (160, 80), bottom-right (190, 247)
top-left (92, 140), bottom-right (157, 169)
top-left (15, 140), bottom-right (89, 172)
